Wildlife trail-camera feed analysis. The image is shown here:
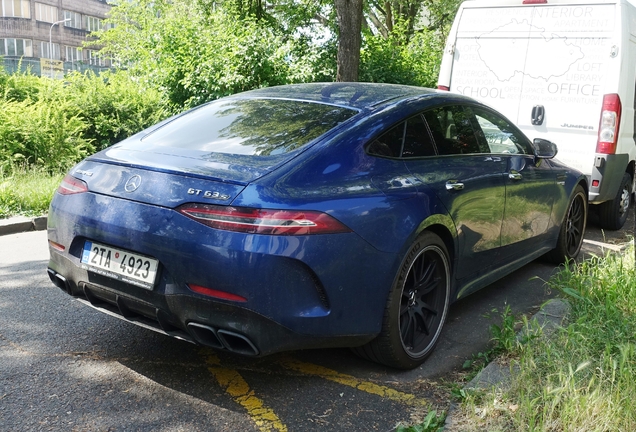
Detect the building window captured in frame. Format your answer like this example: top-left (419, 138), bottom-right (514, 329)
top-left (0, 38), bottom-right (33, 56)
top-left (65, 46), bottom-right (81, 62)
top-left (86, 49), bottom-right (104, 66)
top-left (40, 41), bottom-right (60, 60)
top-left (1, 0), bottom-right (30, 18)
top-left (63, 10), bottom-right (82, 29)
top-left (35, 2), bottom-right (58, 23)
top-left (86, 16), bottom-right (102, 32)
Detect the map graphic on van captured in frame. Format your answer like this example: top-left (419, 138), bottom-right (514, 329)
top-left (476, 19), bottom-right (584, 82)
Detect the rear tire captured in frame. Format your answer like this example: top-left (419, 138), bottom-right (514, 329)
top-left (352, 232), bottom-right (451, 369)
top-left (598, 173), bottom-right (632, 230)
top-left (544, 184), bottom-right (587, 264)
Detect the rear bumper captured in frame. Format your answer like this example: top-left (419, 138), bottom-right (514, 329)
top-left (588, 153), bottom-right (629, 203)
top-left (47, 191), bottom-right (397, 356)
top-left (47, 266), bottom-right (374, 356)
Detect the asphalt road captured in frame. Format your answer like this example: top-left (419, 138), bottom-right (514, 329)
top-left (0, 209), bottom-right (633, 431)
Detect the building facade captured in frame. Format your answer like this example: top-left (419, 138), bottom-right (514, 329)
top-left (0, 0), bottom-right (111, 77)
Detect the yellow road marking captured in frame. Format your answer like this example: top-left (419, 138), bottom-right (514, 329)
top-left (204, 352), bottom-right (288, 432)
top-left (278, 356), bottom-right (430, 407)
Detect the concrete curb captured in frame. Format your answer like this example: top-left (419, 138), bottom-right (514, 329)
top-left (0, 215), bottom-right (47, 236)
top-left (444, 298), bottom-right (571, 431)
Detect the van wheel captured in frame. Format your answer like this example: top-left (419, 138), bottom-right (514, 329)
top-left (598, 173), bottom-right (632, 230)
top-left (544, 185), bottom-right (587, 264)
top-left (352, 232), bottom-right (451, 369)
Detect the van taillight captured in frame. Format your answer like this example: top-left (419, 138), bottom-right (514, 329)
top-left (523, 0), bottom-right (547, 4)
top-left (437, 85), bottom-right (450, 91)
top-left (596, 94), bottom-right (621, 154)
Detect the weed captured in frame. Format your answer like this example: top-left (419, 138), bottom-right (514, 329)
top-left (396, 410), bottom-right (446, 432)
top-left (450, 245), bottom-right (636, 431)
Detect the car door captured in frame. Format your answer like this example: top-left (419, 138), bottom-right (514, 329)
top-left (470, 105), bottom-right (557, 257)
top-left (403, 105), bottom-right (507, 281)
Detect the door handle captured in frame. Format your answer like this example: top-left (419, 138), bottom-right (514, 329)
top-left (508, 171), bottom-right (522, 181)
top-left (445, 180), bottom-right (464, 191)
top-left (531, 105), bottom-right (545, 125)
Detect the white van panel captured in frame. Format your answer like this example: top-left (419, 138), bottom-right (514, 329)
top-left (449, 3), bottom-right (617, 173)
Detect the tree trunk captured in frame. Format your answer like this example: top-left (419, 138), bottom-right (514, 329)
top-left (335, 0), bottom-right (363, 82)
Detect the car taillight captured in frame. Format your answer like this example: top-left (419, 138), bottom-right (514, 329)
top-left (178, 204), bottom-right (351, 235)
top-left (596, 94), bottom-right (621, 154)
top-left (57, 174), bottom-right (88, 195)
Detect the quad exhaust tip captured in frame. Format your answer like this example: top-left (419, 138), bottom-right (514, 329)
top-left (47, 268), bottom-right (70, 294)
top-left (187, 322), bottom-right (259, 356)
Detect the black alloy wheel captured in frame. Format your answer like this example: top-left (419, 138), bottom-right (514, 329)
top-left (399, 244), bottom-right (449, 358)
top-left (545, 184), bottom-right (587, 264)
top-left (352, 231), bottom-right (451, 369)
top-left (564, 189), bottom-right (586, 257)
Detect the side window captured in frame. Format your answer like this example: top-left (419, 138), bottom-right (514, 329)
top-left (402, 115), bottom-right (437, 158)
top-left (367, 122), bottom-right (405, 157)
top-left (423, 106), bottom-right (485, 155)
top-left (472, 107), bottom-right (529, 154)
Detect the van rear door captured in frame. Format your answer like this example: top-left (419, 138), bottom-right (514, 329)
top-left (447, 2), bottom-right (617, 174)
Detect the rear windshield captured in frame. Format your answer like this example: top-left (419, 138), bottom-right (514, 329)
top-left (141, 98), bottom-right (358, 156)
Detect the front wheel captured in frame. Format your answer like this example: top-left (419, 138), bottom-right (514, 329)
top-left (352, 232), bottom-right (451, 369)
top-left (544, 184), bottom-right (587, 264)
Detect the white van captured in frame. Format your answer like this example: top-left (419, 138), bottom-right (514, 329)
top-left (438, 0), bottom-right (636, 229)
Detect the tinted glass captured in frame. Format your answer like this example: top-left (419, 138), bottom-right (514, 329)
top-left (142, 99), bottom-right (357, 156)
top-left (367, 123), bottom-right (405, 157)
top-left (423, 106), bottom-right (485, 155)
top-left (402, 115), bottom-right (436, 158)
top-left (472, 107), bottom-right (529, 154)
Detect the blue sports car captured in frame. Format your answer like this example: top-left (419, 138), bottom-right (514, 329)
top-left (47, 83), bottom-right (587, 369)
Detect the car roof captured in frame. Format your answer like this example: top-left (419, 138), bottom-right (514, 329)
top-left (229, 83), bottom-right (441, 110)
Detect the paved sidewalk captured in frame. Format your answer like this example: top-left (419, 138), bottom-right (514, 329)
top-left (0, 215), bottom-right (47, 236)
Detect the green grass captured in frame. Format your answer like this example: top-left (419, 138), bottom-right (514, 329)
top-left (0, 168), bottom-right (62, 218)
top-left (451, 245), bottom-right (636, 431)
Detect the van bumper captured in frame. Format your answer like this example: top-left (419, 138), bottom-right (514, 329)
top-left (588, 154), bottom-right (629, 203)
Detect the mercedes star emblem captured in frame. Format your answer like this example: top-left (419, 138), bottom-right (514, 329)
top-left (124, 175), bottom-right (142, 193)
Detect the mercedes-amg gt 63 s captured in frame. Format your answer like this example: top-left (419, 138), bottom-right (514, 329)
top-left (47, 83), bottom-right (587, 369)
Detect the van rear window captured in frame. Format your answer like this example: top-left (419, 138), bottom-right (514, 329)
top-left (141, 99), bottom-right (357, 156)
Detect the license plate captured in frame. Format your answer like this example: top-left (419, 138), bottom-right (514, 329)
top-left (81, 241), bottom-right (159, 289)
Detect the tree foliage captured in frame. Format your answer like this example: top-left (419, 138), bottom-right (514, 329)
top-left (94, 0), bottom-right (460, 101)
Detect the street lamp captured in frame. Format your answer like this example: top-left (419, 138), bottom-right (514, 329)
top-left (49, 18), bottom-right (71, 78)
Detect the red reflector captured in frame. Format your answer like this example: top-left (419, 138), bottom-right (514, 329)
top-left (437, 85), bottom-right (450, 91)
top-left (57, 174), bottom-right (88, 195)
top-left (188, 284), bottom-right (247, 302)
top-left (523, 0), bottom-right (547, 3)
top-left (592, 180), bottom-right (600, 187)
top-left (48, 240), bottom-right (65, 251)
top-left (178, 204), bottom-right (351, 235)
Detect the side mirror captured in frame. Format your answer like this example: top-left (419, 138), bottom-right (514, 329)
top-left (532, 138), bottom-right (558, 159)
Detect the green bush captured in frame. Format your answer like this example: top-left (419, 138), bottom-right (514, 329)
top-left (0, 95), bottom-right (93, 173)
top-left (0, 61), bottom-right (41, 102)
top-left (63, 71), bottom-right (170, 151)
top-left (0, 68), bottom-right (170, 172)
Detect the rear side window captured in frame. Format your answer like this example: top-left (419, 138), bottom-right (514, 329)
top-left (367, 115), bottom-right (437, 158)
top-left (423, 106), bottom-right (486, 155)
top-left (141, 99), bottom-right (357, 156)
